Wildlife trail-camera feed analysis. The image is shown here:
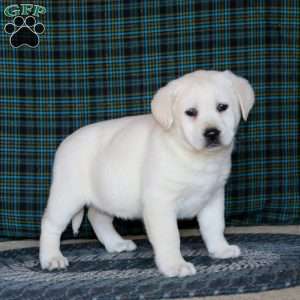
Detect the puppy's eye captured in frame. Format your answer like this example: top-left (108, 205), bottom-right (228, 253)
top-left (217, 103), bottom-right (228, 112)
top-left (185, 108), bottom-right (198, 117)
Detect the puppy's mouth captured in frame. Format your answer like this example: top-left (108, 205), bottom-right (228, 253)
top-left (205, 140), bottom-right (221, 149)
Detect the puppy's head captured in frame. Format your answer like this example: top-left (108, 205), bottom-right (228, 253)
top-left (151, 70), bottom-right (255, 151)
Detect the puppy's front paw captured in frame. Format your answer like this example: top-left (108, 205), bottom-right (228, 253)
top-left (105, 239), bottom-right (137, 253)
top-left (159, 260), bottom-right (196, 277)
top-left (40, 252), bottom-right (69, 271)
top-left (210, 244), bottom-right (241, 259)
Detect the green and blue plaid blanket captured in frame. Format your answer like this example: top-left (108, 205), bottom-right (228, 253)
top-left (0, 1), bottom-right (299, 238)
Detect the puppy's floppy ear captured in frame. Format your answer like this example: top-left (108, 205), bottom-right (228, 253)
top-left (151, 80), bottom-right (177, 130)
top-left (224, 70), bottom-right (255, 121)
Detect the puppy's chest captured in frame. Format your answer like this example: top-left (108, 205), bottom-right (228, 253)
top-left (175, 164), bottom-right (229, 218)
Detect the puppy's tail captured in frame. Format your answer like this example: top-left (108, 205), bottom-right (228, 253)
top-left (72, 209), bottom-right (85, 236)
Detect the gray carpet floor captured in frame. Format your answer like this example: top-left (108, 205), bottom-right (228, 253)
top-left (1, 226), bottom-right (300, 300)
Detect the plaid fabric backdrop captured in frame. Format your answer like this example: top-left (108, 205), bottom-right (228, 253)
top-left (0, 1), bottom-right (299, 239)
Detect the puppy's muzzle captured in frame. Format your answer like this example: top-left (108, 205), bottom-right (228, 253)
top-left (204, 128), bottom-right (221, 147)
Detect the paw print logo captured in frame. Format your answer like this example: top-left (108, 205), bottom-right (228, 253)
top-left (4, 16), bottom-right (45, 48)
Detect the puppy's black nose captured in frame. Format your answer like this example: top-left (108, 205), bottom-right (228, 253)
top-left (204, 128), bottom-right (220, 140)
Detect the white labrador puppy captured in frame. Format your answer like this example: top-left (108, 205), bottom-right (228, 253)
top-left (39, 70), bottom-right (255, 277)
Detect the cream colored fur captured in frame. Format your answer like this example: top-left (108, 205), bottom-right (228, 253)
top-left (39, 70), bottom-right (254, 277)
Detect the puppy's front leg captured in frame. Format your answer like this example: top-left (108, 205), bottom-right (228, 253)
top-left (197, 188), bottom-right (240, 259)
top-left (143, 200), bottom-right (196, 277)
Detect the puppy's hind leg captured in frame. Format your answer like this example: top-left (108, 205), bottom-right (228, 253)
top-left (87, 207), bottom-right (136, 253)
top-left (39, 191), bottom-right (84, 271)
